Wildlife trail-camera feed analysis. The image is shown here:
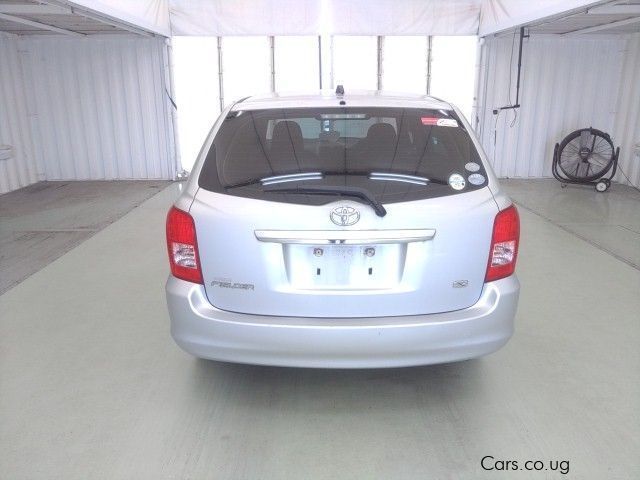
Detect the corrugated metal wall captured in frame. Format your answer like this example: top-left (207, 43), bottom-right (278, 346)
top-left (476, 34), bottom-right (639, 185)
top-left (0, 34), bottom-right (176, 194)
top-left (612, 33), bottom-right (640, 186)
top-left (0, 34), bottom-right (39, 194)
top-left (22, 35), bottom-right (176, 183)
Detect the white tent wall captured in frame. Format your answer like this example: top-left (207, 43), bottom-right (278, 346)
top-left (3, 35), bottom-right (177, 188)
top-left (0, 34), bottom-right (39, 194)
top-left (475, 34), bottom-right (640, 185)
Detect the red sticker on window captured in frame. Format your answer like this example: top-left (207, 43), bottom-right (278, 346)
top-left (421, 117), bottom-right (439, 125)
top-left (421, 117), bottom-right (459, 127)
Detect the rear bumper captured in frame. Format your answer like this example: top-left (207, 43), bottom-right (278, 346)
top-left (166, 275), bottom-right (520, 368)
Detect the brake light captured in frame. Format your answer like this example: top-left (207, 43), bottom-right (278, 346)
top-left (166, 206), bottom-right (203, 284)
top-left (485, 205), bottom-right (520, 282)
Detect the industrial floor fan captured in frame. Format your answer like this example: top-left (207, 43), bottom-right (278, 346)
top-left (552, 127), bottom-right (619, 192)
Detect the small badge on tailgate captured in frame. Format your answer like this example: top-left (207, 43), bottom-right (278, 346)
top-left (452, 280), bottom-right (468, 288)
top-left (211, 278), bottom-right (254, 290)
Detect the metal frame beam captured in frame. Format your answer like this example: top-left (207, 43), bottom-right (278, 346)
top-left (0, 5), bottom-right (70, 15)
top-left (0, 12), bottom-right (84, 36)
top-left (41, 0), bottom-right (155, 37)
top-left (565, 15), bottom-right (640, 34)
top-left (588, 5), bottom-right (640, 15)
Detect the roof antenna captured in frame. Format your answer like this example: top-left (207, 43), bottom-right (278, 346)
top-left (335, 85), bottom-right (344, 96)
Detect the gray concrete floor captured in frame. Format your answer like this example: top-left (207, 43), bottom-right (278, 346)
top-left (0, 180), bottom-right (639, 479)
top-left (501, 179), bottom-right (640, 269)
top-left (0, 180), bottom-right (169, 294)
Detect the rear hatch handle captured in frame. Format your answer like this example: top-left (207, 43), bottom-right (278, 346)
top-left (255, 229), bottom-right (436, 245)
top-left (263, 185), bottom-right (387, 217)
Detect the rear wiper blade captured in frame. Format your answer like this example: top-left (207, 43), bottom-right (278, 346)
top-left (264, 185), bottom-right (387, 217)
top-left (369, 172), bottom-right (429, 185)
top-left (225, 172), bottom-right (323, 190)
top-left (224, 171), bottom-right (449, 190)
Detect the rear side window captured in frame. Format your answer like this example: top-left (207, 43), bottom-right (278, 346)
top-left (199, 107), bottom-right (487, 205)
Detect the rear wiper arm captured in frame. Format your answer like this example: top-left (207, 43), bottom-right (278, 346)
top-left (264, 185), bottom-right (387, 217)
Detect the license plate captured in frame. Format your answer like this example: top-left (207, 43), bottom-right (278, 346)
top-left (326, 245), bottom-right (356, 259)
top-left (284, 244), bottom-right (403, 289)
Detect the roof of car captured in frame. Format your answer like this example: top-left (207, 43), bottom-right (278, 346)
top-left (230, 90), bottom-right (454, 111)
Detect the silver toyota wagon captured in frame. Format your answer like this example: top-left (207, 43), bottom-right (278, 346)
top-left (165, 89), bottom-right (520, 368)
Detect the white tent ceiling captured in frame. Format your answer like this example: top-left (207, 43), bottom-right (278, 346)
top-left (4, 0), bottom-right (639, 37)
top-left (168, 0), bottom-right (482, 36)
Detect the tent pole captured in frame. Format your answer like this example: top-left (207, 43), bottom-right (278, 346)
top-left (377, 36), bottom-right (384, 91)
top-left (472, 37), bottom-right (485, 133)
top-left (426, 36), bottom-right (433, 95)
top-left (217, 36), bottom-right (224, 111)
top-left (269, 36), bottom-right (275, 92)
top-left (318, 35), bottom-right (322, 89)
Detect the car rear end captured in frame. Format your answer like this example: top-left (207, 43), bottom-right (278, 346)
top-left (165, 93), bottom-right (520, 368)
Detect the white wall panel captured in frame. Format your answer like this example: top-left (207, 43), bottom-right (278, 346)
top-left (0, 34), bottom-right (39, 194)
top-left (20, 35), bottom-right (176, 183)
top-left (612, 33), bottom-right (640, 186)
top-left (476, 35), bottom-right (627, 180)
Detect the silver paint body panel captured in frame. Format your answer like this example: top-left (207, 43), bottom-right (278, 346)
top-left (167, 275), bottom-right (520, 368)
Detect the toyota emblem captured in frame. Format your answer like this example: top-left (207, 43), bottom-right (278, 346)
top-left (330, 206), bottom-right (360, 226)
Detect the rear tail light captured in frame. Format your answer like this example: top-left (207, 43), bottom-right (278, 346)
top-left (485, 205), bottom-right (520, 282)
top-left (166, 206), bottom-right (203, 284)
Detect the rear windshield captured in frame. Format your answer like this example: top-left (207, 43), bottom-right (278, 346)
top-left (198, 107), bottom-right (487, 204)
